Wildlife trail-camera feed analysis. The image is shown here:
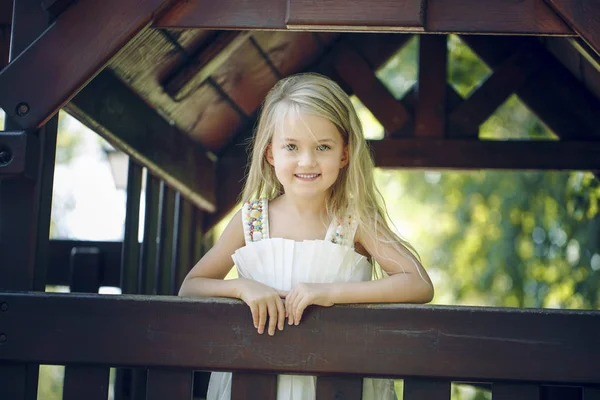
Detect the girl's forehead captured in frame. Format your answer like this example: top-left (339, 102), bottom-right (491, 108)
top-left (274, 113), bottom-right (342, 142)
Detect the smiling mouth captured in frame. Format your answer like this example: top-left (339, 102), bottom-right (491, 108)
top-left (295, 173), bottom-right (321, 180)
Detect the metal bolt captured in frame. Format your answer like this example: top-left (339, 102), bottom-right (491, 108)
top-left (0, 149), bottom-right (12, 167)
top-left (0, 302), bottom-right (7, 312)
top-left (0, 334), bottom-right (6, 343)
top-left (16, 102), bottom-right (30, 116)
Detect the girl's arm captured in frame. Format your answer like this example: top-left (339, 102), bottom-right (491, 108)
top-left (285, 225), bottom-right (434, 325)
top-left (179, 209), bottom-right (287, 336)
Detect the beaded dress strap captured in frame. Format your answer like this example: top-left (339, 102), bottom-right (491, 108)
top-left (242, 199), bottom-right (269, 245)
top-left (325, 214), bottom-right (359, 248)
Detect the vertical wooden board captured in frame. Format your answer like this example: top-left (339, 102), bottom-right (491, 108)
top-left (0, 24), bottom-right (9, 67)
top-left (334, 42), bottom-right (410, 134)
top-left (146, 369), bottom-right (194, 400)
top-left (287, 0), bottom-right (424, 30)
top-left (415, 34), bottom-right (447, 138)
top-left (140, 173), bottom-right (161, 295)
top-left (493, 383), bottom-right (540, 400)
top-left (121, 160), bottom-right (143, 295)
top-left (69, 247), bottom-right (102, 293)
top-left (232, 372), bottom-right (277, 400)
top-left (541, 386), bottom-right (582, 400)
top-left (546, 0), bottom-right (600, 56)
top-left (317, 376), bottom-right (362, 400)
top-left (186, 82), bottom-right (244, 152)
top-left (63, 366), bottom-right (110, 400)
top-left (212, 39), bottom-right (279, 116)
top-left (346, 33), bottom-right (412, 70)
top-left (252, 31), bottom-right (322, 77)
top-left (403, 379), bottom-right (450, 400)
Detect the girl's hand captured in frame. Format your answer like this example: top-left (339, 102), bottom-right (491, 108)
top-left (285, 283), bottom-right (334, 326)
top-left (237, 278), bottom-right (288, 336)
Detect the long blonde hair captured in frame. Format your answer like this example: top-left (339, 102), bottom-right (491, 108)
top-left (242, 73), bottom-right (420, 273)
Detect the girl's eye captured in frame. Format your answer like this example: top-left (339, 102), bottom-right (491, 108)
top-left (284, 143), bottom-right (297, 151)
top-left (317, 144), bottom-right (331, 151)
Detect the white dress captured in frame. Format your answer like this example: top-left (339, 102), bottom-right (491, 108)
top-left (207, 199), bottom-right (396, 400)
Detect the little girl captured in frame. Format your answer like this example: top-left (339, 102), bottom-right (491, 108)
top-left (179, 73), bottom-right (434, 400)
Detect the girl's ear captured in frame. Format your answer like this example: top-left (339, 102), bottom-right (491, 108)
top-left (340, 145), bottom-right (349, 168)
top-left (266, 144), bottom-right (275, 166)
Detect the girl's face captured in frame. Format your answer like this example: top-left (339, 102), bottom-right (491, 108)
top-left (266, 113), bottom-right (348, 200)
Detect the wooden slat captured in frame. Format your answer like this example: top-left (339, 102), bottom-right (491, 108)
top-left (69, 247), bottom-right (101, 293)
top-left (155, 0), bottom-right (286, 29)
top-left (316, 376), bottom-right (362, 400)
top-left (63, 366), bottom-right (110, 400)
top-left (66, 69), bottom-right (217, 212)
top-left (334, 42), bottom-right (411, 135)
top-left (41, 0), bottom-right (76, 20)
top-left (449, 44), bottom-right (544, 136)
top-left (542, 386), bottom-right (582, 400)
top-left (287, 0), bottom-right (424, 31)
top-left (0, 0), bottom-right (177, 130)
top-left (493, 383), bottom-right (540, 400)
top-left (345, 33), bottom-right (413, 70)
top-left (157, 0), bottom-right (574, 35)
top-left (370, 139), bottom-right (600, 170)
top-left (252, 31), bottom-right (323, 77)
top-left (172, 196), bottom-right (195, 294)
top-left (403, 378), bottom-right (450, 400)
top-left (2, 293), bottom-right (600, 383)
top-left (415, 35), bottom-right (447, 138)
top-left (146, 369), bottom-right (194, 400)
top-left (427, 0), bottom-right (573, 35)
top-left (121, 160), bottom-right (143, 294)
top-left (156, 183), bottom-right (176, 296)
top-left (545, 0), bottom-right (600, 55)
top-left (461, 36), bottom-right (600, 141)
top-left (141, 174), bottom-right (160, 295)
top-left (232, 372), bottom-right (276, 400)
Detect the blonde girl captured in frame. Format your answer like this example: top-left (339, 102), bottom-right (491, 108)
top-left (180, 72), bottom-right (433, 400)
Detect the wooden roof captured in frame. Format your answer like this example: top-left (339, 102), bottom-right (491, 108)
top-left (1, 0), bottom-right (600, 224)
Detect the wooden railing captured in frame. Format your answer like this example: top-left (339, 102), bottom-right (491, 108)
top-left (1, 291), bottom-right (599, 399)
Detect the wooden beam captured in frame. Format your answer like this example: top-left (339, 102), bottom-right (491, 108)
top-left (286, 0), bottom-right (424, 31)
top-left (427, 0), bottom-right (573, 35)
top-left (461, 36), bottom-right (600, 141)
top-left (41, 0), bottom-right (76, 21)
top-left (370, 139), bottom-right (600, 170)
top-left (0, 0), bottom-right (177, 130)
top-left (345, 33), bottom-right (413, 70)
top-left (545, 0), bottom-right (600, 55)
top-left (156, 0), bottom-right (574, 35)
top-left (415, 35), bottom-right (447, 138)
top-left (1, 292), bottom-right (600, 384)
top-left (0, 0), bottom-right (11, 26)
top-left (449, 44), bottom-right (544, 136)
top-left (66, 69), bottom-right (216, 213)
top-left (334, 41), bottom-right (411, 135)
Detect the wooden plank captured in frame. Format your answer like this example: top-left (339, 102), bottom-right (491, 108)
top-left (155, 0), bottom-right (286, 29)
top-left (156, 0), bottom-right (573, 35)
top-left (415, 35), bottom-right (447, 138)
top-left (449, 44), bottom-right (544, 136)
top-left (316, 376), bottom-right (362, 399)
top-left (346, 33), bottom-right (413, 71)
top-left (370, 139), bottom-right (600, 170)
top-left (121, 160), bottom-right (143, 294)
top-left (334, 42), bottom-right (411, 135)
top-left (541, 386), bottom-right (582, 400)
top-left (232, 373), bottom-right (276, 400)
top-left (0, 0), bottom-right (177, 130)
top-left (287, 0), bottom-right (424, 31)
top-left (427, 0), bottom-right (573, 35)
top-left (1, 293), bottom-right (600, 383)
top-left (146, 369), bottom-right (194, 400)
top-left (172, 196), bottom-right (196, 294)
top-left (66, 69), bottom-right (216, 212)
top-left (252, 31), bottom-right (323, 77)
top-left (493, 383), bottom-right (540, 400)
top-left (141, 174), bottom-right (160, 295)
top-left (156, 183), bottom-right (176, 296)
top-left (461, 35), bottom-right (600, 141)
top-left (545, 0), bottom-right (600, 55)
top-left (69, 247), bottom-right (102, 293)
top-left (63, 366), bottom-right (110, 400)
top-left (403, 379), bottom-right (450, 400)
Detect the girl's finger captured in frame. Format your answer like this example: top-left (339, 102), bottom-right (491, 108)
top-left (249, 303), bottom-right (259, 329)
top-left (267, 300), bottom-right (278, 336)
top-left (295, 297), bottom-right (311, 325)
top-left (286, 291), bottom-right (297, 325)
top-left (278, 290), bottom-right (289, 298)
top-left (276, 297), bottom-right (286, 331)
top-left (258, 303), bottom-right (267, 334)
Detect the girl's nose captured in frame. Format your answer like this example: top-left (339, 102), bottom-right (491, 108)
top-left (297, 151), bottom-right (316, 167)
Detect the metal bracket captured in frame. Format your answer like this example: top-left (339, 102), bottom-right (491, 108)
top-left (0, 130), bottom-right (39, 179)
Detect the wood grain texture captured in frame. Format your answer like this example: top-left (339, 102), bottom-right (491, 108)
top-left (403, 379), bottom-right (450, 400)
top-left (63, 367), bottom-right (110, 400)
top-left (428, 0), bottom-right (573, 35)
top-left (415, 35), bottom-right (447, 138)
top-left (1, 292), bottom-right (600, 383)
top-left (0, 0), bottom-right (178, 130)
top-left (316, 376), bottom-right (363, 399)
top-left (146, 369), bottom-right (194, 400)
top-left (546, 0), bottom-right (600, 54)
top-left (232, 373), bottom-right (277, 400)
top-left (287, 0), bottom-right (424, 31)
